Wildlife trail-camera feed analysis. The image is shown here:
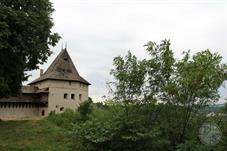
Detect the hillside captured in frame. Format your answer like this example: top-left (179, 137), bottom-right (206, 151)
top-left (0, 103), bottom-right (226, 151)
top-left (0, 120), bottom-right (71, 151)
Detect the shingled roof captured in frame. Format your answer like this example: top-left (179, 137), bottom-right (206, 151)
top-left (29, 48), bottom-right (90, 85)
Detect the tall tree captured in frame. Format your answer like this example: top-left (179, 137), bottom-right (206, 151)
top-left (145, 40), bottom-right (226, 148)
top-left (0, 0), bottom-right (60, 97)
top-left (110, 39), bottom-right (227, 149)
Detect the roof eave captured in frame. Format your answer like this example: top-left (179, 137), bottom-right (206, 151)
top-left (28, 78), bottom-right (91, 85)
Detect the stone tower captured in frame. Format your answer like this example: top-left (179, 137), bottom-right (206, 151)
top-left (29, 48), bottom-right (90, 115)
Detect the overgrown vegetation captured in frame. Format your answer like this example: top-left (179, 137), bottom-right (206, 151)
top-left (0, 102), bottom-right (226, 151)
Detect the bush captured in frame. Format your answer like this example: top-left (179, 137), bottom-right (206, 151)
top-left (176, 140), bottom-right (209, 151)
top-left (46, 109), bottom-right (80, 129)
top-left (78, 99), bottom-right (93, 121)
top-left (71, 103), bottom-right (170, 151)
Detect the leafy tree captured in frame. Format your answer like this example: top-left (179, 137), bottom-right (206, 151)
top-left (110, 51), bottom-right (146, 103)
top-left (110, 39), bottom-right (227, 150)
top-left (0, 0), bottom-right (60, 97)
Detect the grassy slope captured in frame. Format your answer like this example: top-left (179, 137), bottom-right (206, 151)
top-left (0, 120), bottom-right (71, 151)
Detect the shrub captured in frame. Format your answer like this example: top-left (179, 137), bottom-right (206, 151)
top-left (46, 109), bottom-right (80, 129)
top-left (78, 99), bottom-right (93, 121)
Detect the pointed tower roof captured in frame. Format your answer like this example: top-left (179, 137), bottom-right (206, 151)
top-left (29, 48), bottom-right (90, 85)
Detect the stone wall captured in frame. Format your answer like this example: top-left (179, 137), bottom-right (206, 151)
top-left (0, 103), bottom-right (42, 120)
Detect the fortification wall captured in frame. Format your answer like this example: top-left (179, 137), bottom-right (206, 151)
top-left (0, 104), bottom-right (40, 120)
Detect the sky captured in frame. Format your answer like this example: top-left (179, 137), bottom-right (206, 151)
top-left (26, 0), bottom-right (227, 103)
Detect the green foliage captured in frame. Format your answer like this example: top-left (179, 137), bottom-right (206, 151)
top-left (222, 103), bottom-right (227, 113)
top-left (176, 139), bottom-right (209, 151)
top-left (110, 51), bottom-right (146, 102)
top-left (78, 99), bottom-right (93, 120)
top-left (175, 50), bottom-right (226, 105)
top-left (0, 104), bottom-right (227, 151)
top-left (144, 39), bottom-right (175, 99)
top-left (45, 108), bottom-right (80, 129)
top-left (108, 39), bottom-right (227, 150)
top-left (72, 103), bottom-right (114, 150)
top-left (216, 115), bottom-right (227, 150)
top-left (72, 102), bottom-right (170, 151)
top-left (0, 0), bottom-right (60, 97)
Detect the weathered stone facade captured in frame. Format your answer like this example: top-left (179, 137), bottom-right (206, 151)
top-left (0, 48), bottom-right (90, 120)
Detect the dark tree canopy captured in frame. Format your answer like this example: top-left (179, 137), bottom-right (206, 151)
top-left (0, 0), bottom-right (60, 97)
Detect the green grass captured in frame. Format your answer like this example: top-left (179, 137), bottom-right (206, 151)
top-left (0, 120), bottom-right (72, 151)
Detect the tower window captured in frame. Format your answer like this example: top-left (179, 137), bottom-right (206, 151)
top-left (64, 93), bottom-right (68, 99)
top-left (71, 94), bottom-right (75, 100)
top-left (79, 94), bottom-right (82, 101)
top-left (60, 107), bottom-right (64, 111)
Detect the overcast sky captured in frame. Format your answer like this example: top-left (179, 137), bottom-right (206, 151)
top-left (26, 0), bottom-right (227, 103)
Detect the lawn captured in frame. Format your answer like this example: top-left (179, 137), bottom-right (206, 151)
top-left (0, 120), bottom-right (72, 151)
